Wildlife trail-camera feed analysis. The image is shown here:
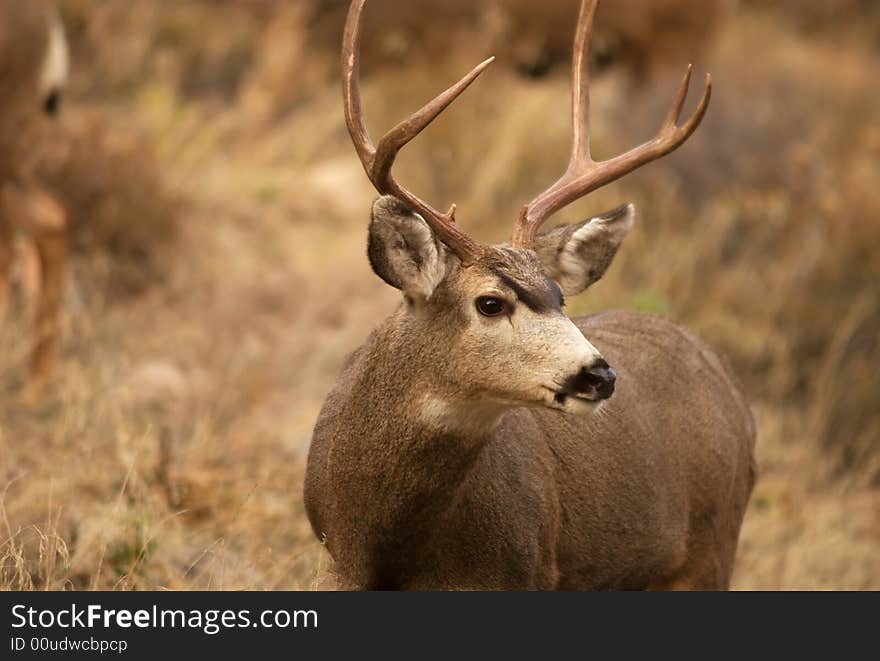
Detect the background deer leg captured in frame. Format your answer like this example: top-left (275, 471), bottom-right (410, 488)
top-left (0, 216), bottom-right (12, 317)
top-left (27, 192), bottom-right (67, 396)
top-left (2, 182), bottom-right (67, 397)
top-left (15, 236), bottom-right (43, 304)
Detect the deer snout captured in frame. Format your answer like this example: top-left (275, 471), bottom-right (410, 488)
top-left (572, 358), bottom-right (616, 400)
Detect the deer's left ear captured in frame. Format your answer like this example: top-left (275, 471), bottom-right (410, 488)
top-left (533, 203), bottom-right (634, 296)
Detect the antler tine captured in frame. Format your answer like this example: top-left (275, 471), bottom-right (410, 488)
top-left (371, 57), bottom-right (495, 196)
top-left (342, 0), bottom-right (492, 264)
top-left (569, 0), bottom-right (597, 166)
top-left (511, 0), bottom-right (712, 249)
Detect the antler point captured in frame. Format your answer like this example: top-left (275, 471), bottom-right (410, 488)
top-left (474, 56), bottom-right (496, 74)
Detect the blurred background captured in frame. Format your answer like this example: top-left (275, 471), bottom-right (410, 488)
top-left (0, 0), bottom-right (877, 589)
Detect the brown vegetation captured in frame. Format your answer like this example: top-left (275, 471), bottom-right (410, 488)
top-left (0, 0), bottom-right (877, 590)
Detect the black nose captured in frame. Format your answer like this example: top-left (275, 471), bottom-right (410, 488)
top-left (573, 358), bottom-right (616, 400)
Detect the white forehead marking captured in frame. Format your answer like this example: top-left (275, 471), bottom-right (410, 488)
top-left (39, 10), bottom-right (69, 96)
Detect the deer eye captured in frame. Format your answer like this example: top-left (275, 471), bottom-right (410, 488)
top-left (475, 296), bottom-right (508, 317)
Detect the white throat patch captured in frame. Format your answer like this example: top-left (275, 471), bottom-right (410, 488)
top-left (419, 393), bottom-right (505, 435)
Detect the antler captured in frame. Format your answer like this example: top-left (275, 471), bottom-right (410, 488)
top-left (510, 0), bottom-right (712, 249)
top-left (342, 0), bottom-right (493, 265)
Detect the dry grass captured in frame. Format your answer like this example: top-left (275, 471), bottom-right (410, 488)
top-left (0, 0), bottom-right (877, 590)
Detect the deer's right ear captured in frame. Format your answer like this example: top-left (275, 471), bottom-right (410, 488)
top-left (368, 195), bottom-right (448, 300)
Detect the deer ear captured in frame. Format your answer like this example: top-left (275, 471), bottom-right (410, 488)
top-left (368, 195), bottom-right (448, 300)
top-left (533, 203), bottom-right (634, 296)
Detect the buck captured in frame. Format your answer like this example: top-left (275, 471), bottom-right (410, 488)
top-left (304, 0), bottom-right (756, 590)
top-left (0, 0), bottom-right (69, 396)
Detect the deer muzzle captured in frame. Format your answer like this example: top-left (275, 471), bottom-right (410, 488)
top-left (558, 358), bottom-right (616, 402)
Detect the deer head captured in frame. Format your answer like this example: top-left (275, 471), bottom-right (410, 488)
top-left (343, 0), bottom-right (710, 415)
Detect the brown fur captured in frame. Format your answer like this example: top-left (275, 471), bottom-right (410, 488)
top-left (305, 274), bottom-right (756, 589)
top-left (0, 0), bottom-right (68, 396)
top-left (305, 0), bottom-right (753, 592)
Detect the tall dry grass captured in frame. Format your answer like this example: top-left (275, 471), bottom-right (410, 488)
top-left (0, 0), bottom-right (877, 590)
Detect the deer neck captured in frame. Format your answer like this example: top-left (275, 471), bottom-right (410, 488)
top-left (322, 311), bottom-right (506, 554)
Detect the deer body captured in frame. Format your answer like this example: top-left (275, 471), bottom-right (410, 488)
top-left (0, 0), bottom-right (69, 394)
top-left (304, 0), bottom-right (755, 590)
top-left (307, 294), bottom-right (755, 590)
